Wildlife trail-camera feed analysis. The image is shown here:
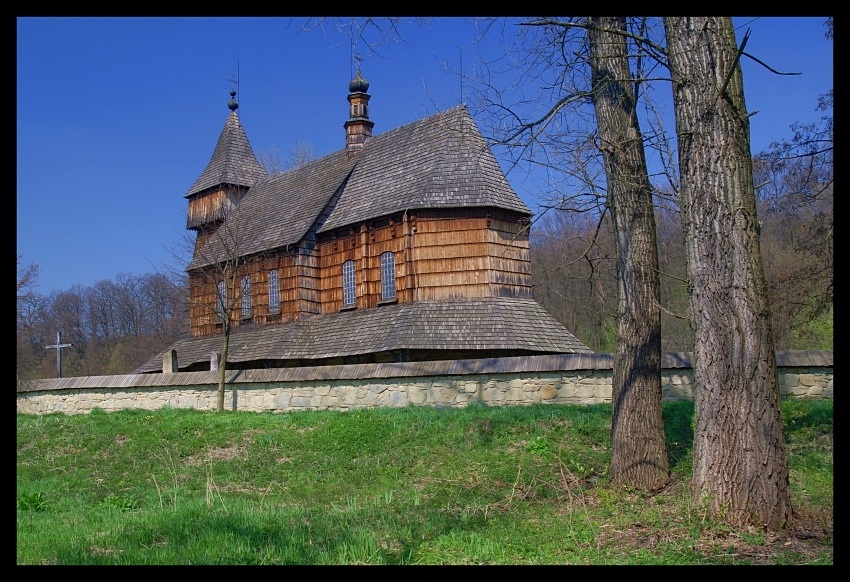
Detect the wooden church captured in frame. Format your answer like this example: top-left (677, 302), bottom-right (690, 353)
top-left (135, 72), bottom-right (591, 373)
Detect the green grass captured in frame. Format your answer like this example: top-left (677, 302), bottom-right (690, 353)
top-left (17, 399), bottom-right (832, 565)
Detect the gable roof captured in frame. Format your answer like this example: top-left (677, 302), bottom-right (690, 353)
top-left (187, 150), bottom-right (356, 270)
top-left (187, 104), bottom-right (530, 270)
top-left (319, 104), bottom-right (530, 233)
top-left (134, 298), bottom-right (592, 373)
top-left (185, 110), bottom-right (267, 198)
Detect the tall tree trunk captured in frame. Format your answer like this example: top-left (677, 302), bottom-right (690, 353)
top-left (664, 16), bottom-right (792, 529)
top-left (588, 16), bottom-right (669, 490)
top-left (217, 317), bottom-right (231, 412)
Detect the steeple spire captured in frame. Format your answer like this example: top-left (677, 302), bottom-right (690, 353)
top-left (344, 69), bottom-right (374, 154)
top-left (183, 88), bottom-right (267, 230)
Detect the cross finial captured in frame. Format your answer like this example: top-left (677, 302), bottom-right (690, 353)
top-left (227, 76), bottom-right (239, 112)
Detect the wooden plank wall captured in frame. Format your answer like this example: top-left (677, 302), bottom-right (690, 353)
top-left (188, 208), bottom-right (532, 336)
top-left (317, 209), bottom-right (531, 308)
top-left (318, 218), bottom-right (407, 312)
top-left (295, 239), bottom-right (322, 320)
top-left (407, 211), bottom-right (531, 301)
top-left (410, 215), bottom-right (491, 300)
top-left (486, 218), bottom-right (533, 299)
top-left (185, 187), bottom-right (243, 230)
top-left (188, 252), bottom-right (297, 336)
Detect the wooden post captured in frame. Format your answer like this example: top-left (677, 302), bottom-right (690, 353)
top-left (163, 349), bottom-right (178, 373)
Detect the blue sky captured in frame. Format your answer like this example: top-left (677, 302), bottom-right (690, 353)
top-left (17, 17), bottom-right (833, 296)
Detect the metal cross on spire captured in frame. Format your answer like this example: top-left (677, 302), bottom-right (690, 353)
top-left (45, 331), bottom-right (72, 378)
top-left (228, 61), bottom-right (240, 112)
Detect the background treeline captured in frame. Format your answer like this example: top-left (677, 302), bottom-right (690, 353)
top-left (532, 186), bottom-right (833, 353)
top-left (16, 93), bottom-right (832, 378)
top-left (16, 271), bottom-right (188, 379)
top-left (532, 91), bottom-right (833, 353)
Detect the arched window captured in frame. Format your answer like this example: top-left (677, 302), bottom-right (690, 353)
top-left (381, 252), bottom-right (396, 300)
top-left (343, 260), bottom-right (356, 306)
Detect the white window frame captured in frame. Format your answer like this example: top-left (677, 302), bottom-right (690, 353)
top-left (343, 260), bottom-right (356, 306)
top-left (381, 251), bottom-right (396, 300)
top-left (241, 275), bottom-right (252, 318)
top-left (268, 269), bottom-right (280, 313)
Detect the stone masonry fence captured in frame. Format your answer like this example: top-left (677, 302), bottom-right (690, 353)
top-left (17, 351), bottom-right (832, 416)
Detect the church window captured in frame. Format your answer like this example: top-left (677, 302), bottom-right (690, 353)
top-left (241, 275), bottom-right (252, 317)
top-left (343, 260), bottom-right (356, 306)
top-left (216, 280), bottom-right (226, 319)
top-left (268, 269), bottom-right (280, 313)
top-left (381, 252), bottom-right (396, 300)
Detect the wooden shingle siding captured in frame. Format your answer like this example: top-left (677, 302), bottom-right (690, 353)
top-left (313, 210), bottom-right (532, 312)
top-left (186, 187), bottom-right (243, 230)
top-left (188, 250), bottom-right (300, 335)
top-left (318, 220), bottom-right (405, 311)
top-left (187, 206), bottom-right (537, 336)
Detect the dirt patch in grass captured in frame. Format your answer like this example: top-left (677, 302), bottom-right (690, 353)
top-left (598, 502), bottom-right (832, 564)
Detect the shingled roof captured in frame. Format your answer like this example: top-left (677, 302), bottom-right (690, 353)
top-left (319, 104), bottom-right (531, 233)
top-left (187, 150), bottom-right (356, 270)
top-left (184, 109), bottom-right (267, 199)
top-left (187, 104), bottom-right (530, 269)
top-left (134, 298), bottom-right (592, 373)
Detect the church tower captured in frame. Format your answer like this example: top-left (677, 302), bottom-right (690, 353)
top-left (184, 89), bottom-right (267, 231)
top-left (344, 70), bottom-right (374, 154)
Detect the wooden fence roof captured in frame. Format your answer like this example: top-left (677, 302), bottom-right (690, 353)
top-left (18, 350), bottom-right (833, 394)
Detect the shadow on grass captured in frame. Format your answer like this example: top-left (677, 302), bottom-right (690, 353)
top-left (48, 501), bottom-right (487, 565)
top-left (662, 401), bottom-right (694, 469)
top-left (660, 398), bottom-right (833, 468)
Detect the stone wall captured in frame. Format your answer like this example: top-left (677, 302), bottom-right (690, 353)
top-left (16, 351), bottom-right (833, 416)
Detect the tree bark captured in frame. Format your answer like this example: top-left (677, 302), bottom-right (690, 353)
top-left (664, 16), bottom-right (792, 529)
top-left (217, 316), bottom-right (230, 412)
top-left (588, 17), bottom-right (669, 490)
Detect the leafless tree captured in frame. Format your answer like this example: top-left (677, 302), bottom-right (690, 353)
top-left (17, 267), bottom-right (187, 379)
top-left (754, 78), bottom-right (832, 349)
top-left (530, 210), bottom-right (617, 351)
top-left (587, 16), bottom-right (669, 489)
top-left (451, 17), bottom-right (671, 490)
top-left (257, 141), bottom-right (317, 176)
top-left (654, 200), bottom-right (692, 350)
top-left (183, 202), bottom-right (257, 412)
top-left (141, 272), bottom-right (188, 339)
top-left (17, 255), bottom-right (40, 317)
top-left (45, 287), bottom-right (87, 377)
top-left (664, 16), bottom-right (792, 529)
top-left (17, 255), bottom-right (47, 379)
